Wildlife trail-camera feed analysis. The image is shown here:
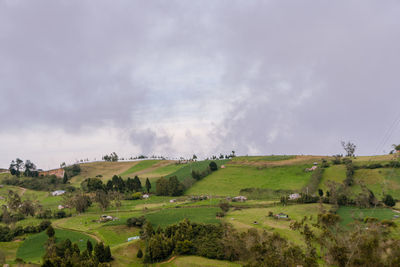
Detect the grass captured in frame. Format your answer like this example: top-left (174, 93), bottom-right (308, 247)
top-left (231, 155), bottom-right (295, 162)
top-left (145, 207), bottom-right (220, 228)
top-left (0, 241), bottom-right (21, 264)
top-left (70, 161), bottom-right (138, 185)
top-left (155, 255), bottom-right (242, 267)
top-left (319, 165), bottom-right (346, 191)
top-left (119, 160), bottom-right (161, 177)
top-left (17, 228), bottom-right (96, 264)
top-left (337, 206), bottom-right (399, 227)
top-left (166, 160), bottom-right (230, 182)
top-left (224, 203), bottom-right (330, 246)
top-left (94, 225), bottom-right (140, 247)
top-left (186, 164), bottom-right (312, 197)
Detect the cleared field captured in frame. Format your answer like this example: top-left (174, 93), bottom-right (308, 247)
top-left (94, 225), bottom-right (140, 247)
top-left (229, 155), bottom-right (326, 168)
top-left (156, 256), bottom-right (242, 267)
top-left (70, 161), bottom-right (138, 185)
top-left (224, 204), bottom-right (330, 246)
top-left (145, 207), bottom-right (220, 228)
top-left (140, 163), bottom-right (183, 179)
top-left (17, 228), bottom-right (96, 264)
top-left (337, 206), bottom-right (399, 227)
top-left (186, 164), bottom-right (312, 196)
top-left (119, 160), bottom-right (161, 177)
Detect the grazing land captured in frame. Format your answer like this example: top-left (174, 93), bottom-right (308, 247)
top-left (1, 154), bottom-right (400, 266)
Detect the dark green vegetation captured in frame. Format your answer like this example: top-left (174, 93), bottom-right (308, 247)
top-left (1, 154), bottom-right (400, 266)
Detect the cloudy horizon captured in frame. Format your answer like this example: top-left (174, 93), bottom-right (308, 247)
top-left (1, 0), bottom-right (400, 169)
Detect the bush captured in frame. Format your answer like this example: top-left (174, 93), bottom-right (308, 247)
top-left (209, 161), bottom-right (218, 171)
top-left (383, 194), bottom-right (395, 207)
top-left (137, 248), bottom-right (143, 258)
top-left (127, 216), bottom-right (146, 227)
top-left (54, 210), bottom-right (67, 219)
top-left (132, 192), bottom-right (142, 200)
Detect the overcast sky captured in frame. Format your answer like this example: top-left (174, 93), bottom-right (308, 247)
top-left (1, 0), bottom-right (400, 169)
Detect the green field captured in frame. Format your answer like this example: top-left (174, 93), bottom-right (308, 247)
top-left (17, 228), bottom-right (96, 263)
top-left (145, 207), bottom-right (220, 228)
top-left (231, 155), bottom-right (295, 163)
top-left (156, 256), bottom-right (241, 267)
top-left (337, 206), bottom-right (399, 227)
top-left (166, 160), bottom-right (229, 182)
top-left (186, 164), bottom-right (312, 196)
top-left (119, 160), bottom-right (161, 177)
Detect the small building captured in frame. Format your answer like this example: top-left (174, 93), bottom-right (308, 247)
top-left (127, 236), bottom-right (140, 242)
top-left (305, 166), bottom-right (318, 172)
top-left (100, 215), bottom-right (116, 222)
top-left (58, 205), bottom-right (65, 210)
top-left (232, 196), bottom-right (247, 202)
top-left (221, 165), bottom-right (226, 169)
top-left (275, 213), bottom-right (289, 219)
top-left (289, 193), bottom-right (301, 200)
top-left (170, 199), bottom-right (177, 203)
top-left (52, 190), bottom-right (66, 196)
top-left (142, 194), bottom-right (150, 199)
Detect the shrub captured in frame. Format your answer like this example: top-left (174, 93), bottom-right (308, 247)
top-left (383, 194), bottom-right (395, 207)
top-left (132, 192), bottom-right (142, 200)
top-left (137, 248), bottom-right (143, 258)
top-left (127, 216), bottom-right (146, 227)
top-left (209, 161), bottom-right (218, 171)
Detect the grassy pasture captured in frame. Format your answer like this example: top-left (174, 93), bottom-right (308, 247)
top-left (17, 228), bottom-right (96, 264)
top-left (319, 165), bottom-right (346, 191)
top-left (231, 155), bottom-right (295, 162)
top-left (166, 160), bottom-right (229, 182)
top-left (337, 206), bottom-right (398, 227)
top-left (155, 256), bottom-right (242, 267)
top-left (186, 164), bottom-right (312, 196)
top-left (224, 204), bottom-right (330, 246)
top-left (119, 160), bottom-right (161, 177)
top-left (140, 163), bottom-right (183, 179)
top-left (0, 241), bottom-right (20, 264)
top-left (145, 207), bottom-right (220, 228)
top-left (70, 161), bottom-right (138, 185)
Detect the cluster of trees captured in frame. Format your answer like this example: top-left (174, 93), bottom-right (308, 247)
top-left (63, 164), bottom-right (81, 181)
top-left (102, 152), bottom-right (118, 162)
top-left (155, 176), bottom-right (184, 196)
top-left (81, 175), bottom-right (151, 194)
top-left (0, 220), bottom-right (51, 242)
top-left (141, 219), bottom-right (312, 266)
top-left (43, 227), bottom-right (112, 267)
top-left (126, 216), bottom-right (146, 227)
top-left (3, 174), bottom-right (74, 192)
top-left (291, 211), bottom-right (400, 267)
top-left (9, 158), bottom-right (39, 177)
top-left (344, 158), bottom-right (355, 186)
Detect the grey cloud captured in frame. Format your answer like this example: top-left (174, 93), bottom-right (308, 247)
top-left (129, 128), bottom-right (173, 156)
top-left (1, 0), bottom-right (400, 160)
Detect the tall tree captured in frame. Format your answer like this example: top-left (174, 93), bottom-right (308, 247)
top-left (145, 178), bottom-right (152, 193)
top-left (133, 176), bottom-right (142, 192)
top-left (341, 141), bottom-right (356, 157)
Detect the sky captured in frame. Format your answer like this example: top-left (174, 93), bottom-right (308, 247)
top-left (1, 0), bottom-right (400, 169)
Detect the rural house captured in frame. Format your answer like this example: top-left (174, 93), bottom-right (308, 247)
top-left (289, 193), bottom-right (300, 200)
top-left (52, 190), bottom-right (66, 196)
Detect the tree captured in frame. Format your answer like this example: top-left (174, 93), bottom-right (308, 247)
top-left (137, 248), bottom-right (143, 258)
top-left (383, 194), bottom-right (395, 207)
top-left (19, 200), bottom-right (35, 216)
top-left (156, 177), bottom-right (169, 196)
top-left (94, 190), bottom-right (110, 211)
top-left (63, 172), bottom-right (68, 184)
top-left (145, 178), bottom-right (151, 193)
top-left (193, 154), bottom-right (197, 160)
top-left (73, 193), bottom-right (92, 213)
top-left (87, 240), bottom-right (93, 255)
top-left (209, 161), bottom-right (218, 171)
top-left (318, 189), bottom-right (323, 197)
top-left (133, 176), bottom-right (142, 192)
top-left (341, 141), bottom-right (356, 157)
top-left (219, 201), bottom-right (230, 212)
top-left (168, 176), bottom-right (184, 196)
top-left (7, 190), bottom-right (21, 212)
top-left (46, 225), bottom-right (55, 238)
top-left (24, 160), bottom-right (38, 177)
